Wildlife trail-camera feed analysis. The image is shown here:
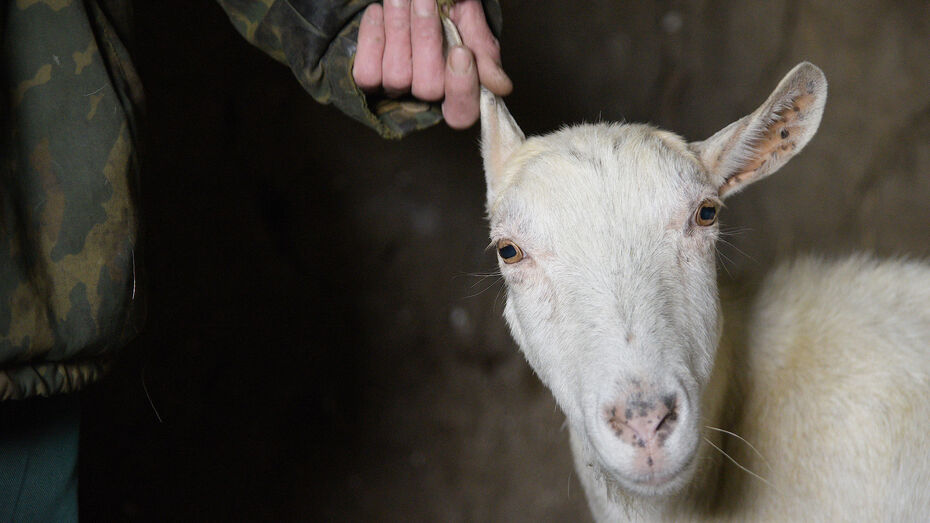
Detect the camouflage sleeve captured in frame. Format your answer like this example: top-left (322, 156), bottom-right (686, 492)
top-left (215, 0), bottom-right (503, 139)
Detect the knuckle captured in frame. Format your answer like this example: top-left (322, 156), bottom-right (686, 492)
top-left (473, 32), bottom-right (501, 56)
top-left (362, 3), bottom-right (383, 20)
top-left (412, 80), bottom-right (443, 101)
top-left (383, 69), bottom-right (412, 91)
top-left (353, 61), bottom-right (377, 80)
top-left (385, 16), bottom-right (410, 33)
top-left (412, 23), bottom-right (441, 44)
top-left (368, 31), bottom-right (385, 46)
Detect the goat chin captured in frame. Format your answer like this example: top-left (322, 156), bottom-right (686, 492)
top-left (600, 457), bottom-right (697, 499)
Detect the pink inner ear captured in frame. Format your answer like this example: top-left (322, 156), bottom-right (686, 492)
top-left (718, 92), bottom-right (817, 197)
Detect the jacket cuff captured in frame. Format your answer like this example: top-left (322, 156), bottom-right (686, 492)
top-left (312, 8), bottom-right (446, 139)
top-left (218, 0), bottom-right (502, 139)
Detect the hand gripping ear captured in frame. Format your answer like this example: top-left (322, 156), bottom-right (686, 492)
top-left (440, 16), bottom-right (524, 208)
top-left (691, 62), bottom-right (827, 198)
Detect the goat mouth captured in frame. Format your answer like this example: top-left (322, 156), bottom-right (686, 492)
top-left (630, 467), bottom-right (684, 488)
top-left (596, 444), bottom-right (698, 497)
top-left (609, 458), bottom-right (695, 496)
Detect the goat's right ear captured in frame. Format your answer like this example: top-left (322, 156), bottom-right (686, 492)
top-left (690, 62), bottom-right (827, 199)
top-left (481, 88), bottom-right (525, 205)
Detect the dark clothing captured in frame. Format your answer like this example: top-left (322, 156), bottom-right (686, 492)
top-left (1, 0), bottom-right (502, 401)
top-left (1, 1), bottom-right (144, 400)
top-left (1, 0), bottom-right (501, 518)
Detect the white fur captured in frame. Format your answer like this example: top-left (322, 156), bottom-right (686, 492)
top-left (480, 63), bottom-right (930, 521)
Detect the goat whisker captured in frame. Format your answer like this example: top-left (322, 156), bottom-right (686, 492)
top-left (462, 276), bottom-right (504, 300)
top-left (704, 425), bottom-right (773, 473)
top-left (714, 246), bottom-right (735, 279)
top-left (702, 437), bottom-right (779, 493)
top-left (718, 225), bottom-right (754, 237)
top-left (492, 278), bottom-right (509, 311)
top-left (467, 272), bottom-right (501, 289)
top-left (716, 236), bottom-right (757, 264)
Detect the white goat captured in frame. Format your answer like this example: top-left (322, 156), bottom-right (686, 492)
top-left (479, 63), bottom-right (930, 521)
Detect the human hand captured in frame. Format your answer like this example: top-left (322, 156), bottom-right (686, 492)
top-left (352, 0), bottom-right (513, 129)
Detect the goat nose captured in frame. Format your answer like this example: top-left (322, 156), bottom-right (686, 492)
top-left (606, 394), bottom-right (678, 448)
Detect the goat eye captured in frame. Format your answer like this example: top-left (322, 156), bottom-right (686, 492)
top-left (695, 200), bottom-right (719, 226)
top-left (497, 240), bottom-right (524, 264)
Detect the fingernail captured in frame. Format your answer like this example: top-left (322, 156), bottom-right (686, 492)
top-left (449, 47), bottom-right (472, 75)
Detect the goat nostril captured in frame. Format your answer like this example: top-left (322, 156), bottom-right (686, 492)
top-left (606, 394), bottom-right (679, 447)
top-left (655, 411), bottom-right (670, 432)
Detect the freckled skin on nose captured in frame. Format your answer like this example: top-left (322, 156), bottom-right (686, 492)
top-left (606, 394), bottom-right (678, 449)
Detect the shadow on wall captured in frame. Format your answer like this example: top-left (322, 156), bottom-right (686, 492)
top-left (79, 0), bottom-right (930, 520)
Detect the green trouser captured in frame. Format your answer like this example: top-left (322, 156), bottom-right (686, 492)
top-left (0, 394), bottom-right (80, 523)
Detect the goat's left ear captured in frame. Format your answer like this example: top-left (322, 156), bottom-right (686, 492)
top-left (480, 87), bottom-right (525, 206)
top-left (690, 62), bottom-right (827, 198)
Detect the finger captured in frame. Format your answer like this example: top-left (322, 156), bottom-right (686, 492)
top-left (410, 0), bottom-right (444, 101)
top-left (353, 4), bottom-right (385, 92)
top-left (451, 0), bottom-right (512, 96)
top-left (382, 0), bottom-right (413, 96)
top-left (442, 46), bottom-right (480, 129)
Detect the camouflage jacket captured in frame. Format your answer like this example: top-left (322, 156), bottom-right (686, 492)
top-left (1, 1), bottom-right (502, 400)
top-left (0, 1), bottom-right (144, 400)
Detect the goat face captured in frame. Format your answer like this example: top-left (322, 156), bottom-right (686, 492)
top-left (489, 124), bottom-right (720, 495)
top-left (479, 63), bottom-right (826, 497)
